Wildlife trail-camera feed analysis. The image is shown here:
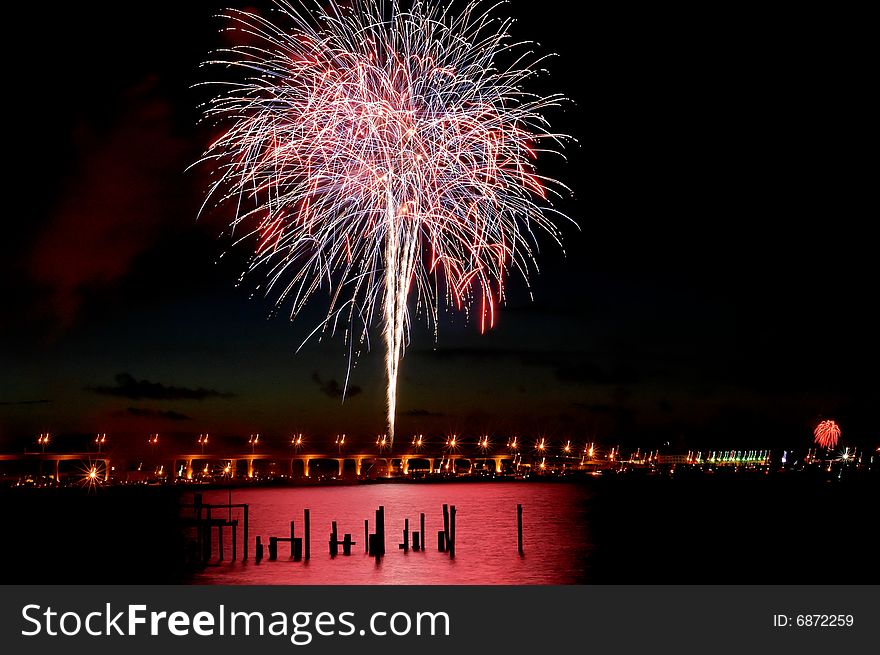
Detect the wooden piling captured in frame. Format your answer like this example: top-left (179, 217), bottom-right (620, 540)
top-left (375, 508), bottom-right (381, 554)
top-left (399, 518), bottom-right (409, 552)
top-left (342, 533), bottom-right (353, 556)
top-left (304, 509), bottom-right (311, 560)
top-left (364, 519), bottom-right (369, 553)
top-left (442, 504), bottom-right (449, 546)
top-left (330, 521), bottom-right (338, 556)
top-left (290, 520), bottom-right (296, 558)
top-left (376, 506), bottom-right (385, 556)
top-left (243, 505), bottom-right (249, 562)
top-left (202, 505), bottom-right (212, 564)
top-left (420, 513), bottom-right (425, 552)
top-left (292, 538), bottom-right (303, 561)
top-left (438, 530), bottom-right (446, 552)
top-left (449, 505), bottom-right (456, 558)
top-left (232, 521), bottom-right (237, 561)
top-left (218, 524), bottom-right (224, 562)
top-left (413, 532), bottom-right (420, 551)
top-left (268, 536), bottom-right (278, 561)
top-left (517, 503), bottom-right (524, 555)
top-left (255, 536), bottom-right (263, 563)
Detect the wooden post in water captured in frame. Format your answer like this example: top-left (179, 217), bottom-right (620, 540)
top-left (517, 503), bottom-right (524, 555)
top-left (381, 506), bottom-right (386, 555)
top-left (375, 508), bottom-right (381, 555)
top-left (420, 513), bottom-right (425, 552)
top-left (255, 536), bottom-right (263, 563)
top-left (232, 521), bottom-right (237, 561)
top-left (342, 533), bottom-right (353, 556)
top-left (449, 505), bottom-right (456, 558)
top-left (412, 532), bottom-right (420, 551)
top-left (442, 504), bottom-right (449, 550)
top-left (364, 519), bottom-right (369, 553)
top-left (376, 506), bottom-right (385, 556)
top-left (243, 505), bottom-right (249, 562)
top-left (329, 521), bottom-right (339, 556)
top-left (304, 509), bottom-right (311, 560)
top-left (399, 518), bottom-right (409, 552)
top-left (290, 520), bottom-right (296, 558)
top-left (218, 524), bottom-right (224, 562)
top-left (202, 506), bottom-right (212, 564)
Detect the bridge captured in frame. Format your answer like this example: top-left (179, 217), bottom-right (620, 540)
top-left (0, 452), bottom-right (113, 481)
top-left (167, 452), bottom-right (518, 479)
top-left (0, 450), bottom-right (528, 482)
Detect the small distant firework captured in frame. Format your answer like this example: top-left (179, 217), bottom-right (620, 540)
top-left (814, 419), bottom-right (841, 449)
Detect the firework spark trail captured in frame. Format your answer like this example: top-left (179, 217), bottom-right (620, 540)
top-left (196, 0), bottom-right (573, 445)
top-left (814, 419), bottom-right (841, 450)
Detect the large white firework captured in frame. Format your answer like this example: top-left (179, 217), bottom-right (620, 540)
top-left (196, 0), bottom-right (572, 445)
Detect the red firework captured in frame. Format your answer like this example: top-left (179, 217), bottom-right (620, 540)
top-left (813, 419), bottom-right (841, 449)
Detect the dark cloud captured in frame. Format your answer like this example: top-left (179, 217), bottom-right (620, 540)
top-left (419, 347), bottom-right (576, 368)
top-left (311, 372), bottom-right (361, 399)
top-left (501, 302), bottom-right (586, 318)
top-left (421, 347), bottom-right (646, 388)
top-left (25, 76), bottom-right (190, 330)
top-left (120, 407), bottom-right (192, 421)
top-left (401, 408), bottom-right (444, 417)
top-left (89, 373), bottom-right (233, 401)
top-left (0, 399), bottom-right (51, 406)
top-left (418, 347), bottom-right (521, 361)
top-left (555, 363), bottom-right (640, 386)
top-left (573, 402), bottom-right (614, 414)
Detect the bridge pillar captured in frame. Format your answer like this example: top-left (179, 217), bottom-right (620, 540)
top-left (303, 457), bottom-right (310, 478)
top-left (104, 459), bottom-right (111, 482)
top-left (355, 457), bottom-right (363, 477)
top-left (54, 459), bottom-right (60, 484)
top-left (428, 458), bottom-right (435, 473)
top-left (337, 458), bottom-right (345, 477)
top-left (401, 457), bottom-right (410, 475)
top-left (247, 458), bottom-right (254, 478)
top-left (494, 457), bottom-right (503, 473)
top-left (289, 459), bottom-right (295, 478)
top-left (186, 458), bottom-right (193, 480)
top-left (171, 459), bottom-right (179, 479)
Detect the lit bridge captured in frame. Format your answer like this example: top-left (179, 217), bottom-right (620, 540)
top-left (0, 450), bottom-right (536, 481)
top-left (165, 452), bottom-right (520, 479)
top-left (0, 452), bottom-right (113, 481)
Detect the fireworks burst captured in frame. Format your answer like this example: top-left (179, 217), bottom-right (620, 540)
top-left (197, 0), bottom-right (573, 444)
top-left (814, 419), bottom-right (841, 450)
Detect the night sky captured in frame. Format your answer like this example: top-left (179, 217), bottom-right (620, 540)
top-left (1, 2), bottom-right (875, 454)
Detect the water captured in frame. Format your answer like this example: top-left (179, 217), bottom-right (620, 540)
top-left (191, 482), bottom-right (593, 585)
top-left (2, 475), bottom-right (875, 584)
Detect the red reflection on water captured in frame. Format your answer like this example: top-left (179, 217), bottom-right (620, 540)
top-left (193, 483), bottom-right (592, 584)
